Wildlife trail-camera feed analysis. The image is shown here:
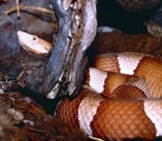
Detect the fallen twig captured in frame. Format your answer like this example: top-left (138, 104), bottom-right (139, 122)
top-left (5, 5), bottom-right (54, 15)
top-left (16, 0), bottom-right (20, 17)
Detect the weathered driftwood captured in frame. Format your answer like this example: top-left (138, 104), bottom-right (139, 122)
top-left (43, 0), bottom-right (97, 98)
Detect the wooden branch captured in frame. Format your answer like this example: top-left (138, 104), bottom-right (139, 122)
top-left (43, 0), bottom-right (97, 98)
top-left (5, 6), bottom-right (54, 15)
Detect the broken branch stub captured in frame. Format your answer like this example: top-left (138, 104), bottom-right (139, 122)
top-left (43, 0), bottom-right (97, 98)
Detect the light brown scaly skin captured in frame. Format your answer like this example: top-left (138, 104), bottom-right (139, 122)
top-left (93, 53), bottom-right (120, 73)
top-left (55, 52), bottom-right (162, 140)
top-left (93, 52), bottom-right (162, 98)
top-left (134, 57), bottom-right (162, 98)
top-left (55, 88), bottom-right (157, 140)
top-left (55, 91), bottom-right (86, 129)
top-left (85, 68), bottom-right (148, 98)
top-left (17, 31), bottom-right (52, 54)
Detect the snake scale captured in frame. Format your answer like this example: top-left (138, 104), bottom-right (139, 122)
top-left (17, 30), bottom-right (162, 140)
top-left (55, 52), bottom-right (162, 140)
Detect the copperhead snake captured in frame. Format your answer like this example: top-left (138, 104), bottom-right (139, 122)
top-left (17, 31), bottom-right (162, 140)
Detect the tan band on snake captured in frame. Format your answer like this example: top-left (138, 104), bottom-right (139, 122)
top-left (55, 52), bottom-right (162, 140)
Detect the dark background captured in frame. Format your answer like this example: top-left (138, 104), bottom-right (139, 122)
top-left (97, 0), bottom-right (162, 34)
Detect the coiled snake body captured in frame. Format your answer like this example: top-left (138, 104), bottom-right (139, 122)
top-left (55, 52), bottom-right (162, 140)
top-left (17, 31), bottom-right (162, 140)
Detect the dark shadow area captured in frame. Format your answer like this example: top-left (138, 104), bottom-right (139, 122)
top-left (97, 0), bottom-right (162, 34)
top-left (17, 87), bottom-right (60, 115)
